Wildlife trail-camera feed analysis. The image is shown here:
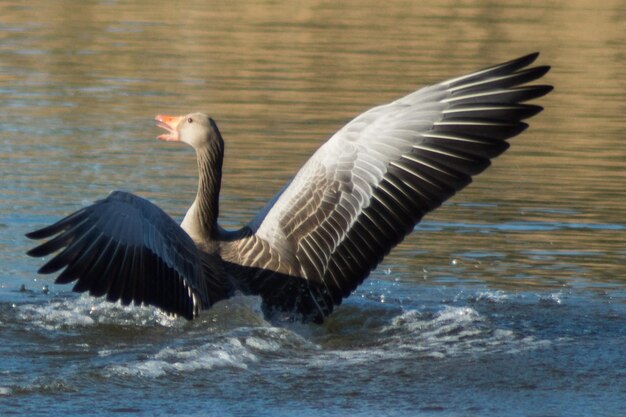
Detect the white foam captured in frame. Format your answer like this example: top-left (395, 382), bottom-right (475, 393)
top-left (105, 334), bottom-right (266, 378)
top-left (474, 290), bottom-right (509, 303)
top-left (299, 307), bottom-right (491, 368)
top-left (14, 291), bottom-right (555, 377)
top-left (378, 306), bottom-right (551, 358)
top-left (17, 300), bottom-right (95, 330)
top-left (107, 337), bottom-right (257, 378)
top-left (245, 335), bottom-right (281, 352)
top-left (15, 294), bottom-right (179, 330)
top-left (388, 306), bottom-right (481, 335)
top-left (103, 324), bottom-right (318, 378)
top-left (539, 292), bottom-right (564, 305)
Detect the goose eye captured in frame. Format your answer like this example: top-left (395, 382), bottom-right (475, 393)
top-left (187, 117), bottom-right (193, 123)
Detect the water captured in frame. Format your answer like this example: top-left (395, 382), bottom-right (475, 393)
top-left (1, 0), bottom-right (625, 416)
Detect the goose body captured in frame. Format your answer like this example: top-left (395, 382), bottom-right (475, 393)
top-left (27, 53), bottom-right (552, 323)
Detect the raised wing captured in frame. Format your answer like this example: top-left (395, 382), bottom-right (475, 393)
top-left (26, 191), bottom-right (230, 319)
top-left (243, 53), bottom-right (552, 320)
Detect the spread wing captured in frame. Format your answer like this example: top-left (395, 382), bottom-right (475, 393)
top-left (26, 191), bottom-right (230, 319)
top-left (240, 53), bottom-right (552, 320)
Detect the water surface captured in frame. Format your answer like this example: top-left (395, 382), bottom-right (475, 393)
top-left (1, 1), bottom-right (625, 416)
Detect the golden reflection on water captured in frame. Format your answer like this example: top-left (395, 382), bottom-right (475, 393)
top-left (1, 0), bottom-right (624, 289)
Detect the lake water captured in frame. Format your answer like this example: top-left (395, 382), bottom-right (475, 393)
top-left (1, 1), bottom-right (625, 416)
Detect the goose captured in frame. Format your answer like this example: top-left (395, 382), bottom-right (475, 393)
top-left (26, 53), bottom-right (552, 323)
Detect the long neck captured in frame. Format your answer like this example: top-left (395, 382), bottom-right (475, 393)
top-left (181, 137), bottom-right (224, 243)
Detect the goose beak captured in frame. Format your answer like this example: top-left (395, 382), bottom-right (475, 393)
top-left (155, 115), bottom-right (183, 141)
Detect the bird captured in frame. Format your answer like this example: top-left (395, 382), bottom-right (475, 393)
top-left (26, 53), bottom-right (552, 323)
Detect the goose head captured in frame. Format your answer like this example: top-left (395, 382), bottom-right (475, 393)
top-left (155, 112), bottom-right (219, 149)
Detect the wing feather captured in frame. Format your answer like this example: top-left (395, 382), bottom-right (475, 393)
top-left (234, 53), bottom-right (552, 321)
top-left (26, 191), bottom-right (232, 319)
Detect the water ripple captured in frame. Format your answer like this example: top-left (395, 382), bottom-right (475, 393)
top-left (419, 219), bottom-right (626, 233)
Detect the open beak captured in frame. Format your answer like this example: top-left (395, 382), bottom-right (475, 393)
top-left (155, 115), bottom-right (183, 141)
